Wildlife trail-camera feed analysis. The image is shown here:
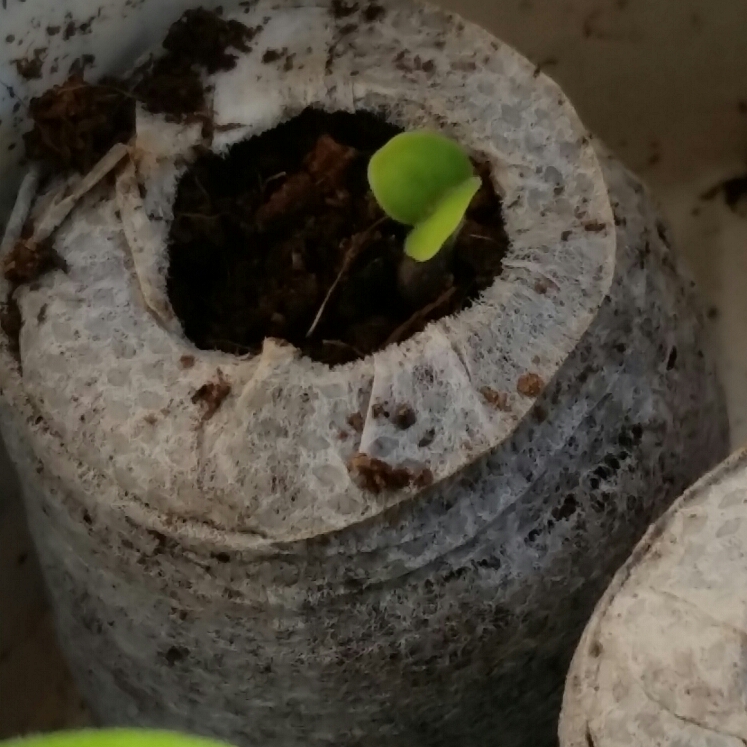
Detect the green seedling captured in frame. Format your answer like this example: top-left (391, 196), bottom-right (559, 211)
top-left (2, 731), bottom-right (233, 747)
top-left (368, 130), bottom-right (482, 262)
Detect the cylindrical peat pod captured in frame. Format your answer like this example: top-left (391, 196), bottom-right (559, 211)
top-left (560, 448), bottom-right (747, 747)
top-left (0, 1), bottom-right (729, 746)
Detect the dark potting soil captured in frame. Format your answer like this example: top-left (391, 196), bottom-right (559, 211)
top-left (167, 109), bottom-right (509, 366)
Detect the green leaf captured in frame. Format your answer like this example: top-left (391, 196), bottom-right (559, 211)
top-left (405, 176), bottom-right (482, 262)
top-left (2, 731), bottom-right (232, 747)
top-left (368, 131), bottom-right (475, 226)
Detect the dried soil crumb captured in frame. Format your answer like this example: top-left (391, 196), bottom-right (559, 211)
top-left (371, 403), bottom-right (390, 419)
top-left (480, 387), bottom-right (510, 411)
top-left (3, 238), bottom-right (68, 285)
top-left (346, 412), bottom-right (364, 433)
top-left (392, 404), bottom-right (417, 430)
top-left (14, 48), bottom-right (46, 80)
top-left (331, 0), bottom-right (359, 18)
top-left (363, 3), bottom-right (386, 22)
top-left (24, 75), bottom-right (135, 172)
top-left (263, 48), bottom-right (287, 64)
top-left (517, 372), bottom-right (545, 398)
top-left (348, 453), bottom-right (414, 494)
top-left (534, 278), bottom-right (550, 295)
top-left (164, 646), bottom-right (188, 666)
top-left (192, 369), bottom-right (231, 420)
top-left (179, 354), bottom-right (196, 369)
top-left (583, 220), bottom-right (607, 233)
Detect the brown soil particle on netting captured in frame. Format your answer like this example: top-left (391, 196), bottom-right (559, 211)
top-left (371, 403), bottom-right (389, 419)
top-left (14, 48), bottom-right (46, 80)
top-left (192, 369), bottom-right (231, 421)
top-left (348, 453), bottom-right (432, 494)
top-left (23, 75), bottom-right (135, 173)
top-left (129, 8), bottom-right (258, 119)
top-left (517, 373), bottom-right (545, 398)
top-left (1, 226), bottom-right (68, 354)
top-left (392, 404), bottom-right (417, 430)
top-left (130, 57), bottom-right (206, 122)
top-left (480, 387), bottom-right (510, 411)
top-left (3, 237), bottom-right (68, 285)
top-left (68, 54), bottom-right (96, 77)
top-left (346, 412), bottom-right (364, 433)
top-left (167, 108), bottom-right (508, 366)
top-left (262, 48), bottom-right (286, 64)
top-left (161, 8), bottom-right (258, 73)
top-left (328, 0), bottom-right (385, 23)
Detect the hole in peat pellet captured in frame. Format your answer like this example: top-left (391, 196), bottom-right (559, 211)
top-left (167, 108), bottom-right (509, 366)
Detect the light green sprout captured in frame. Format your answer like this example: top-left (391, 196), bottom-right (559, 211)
top-left (1, 731), bottom-right (233, 747)
top-left (367, 131), bottom-right (482, 262)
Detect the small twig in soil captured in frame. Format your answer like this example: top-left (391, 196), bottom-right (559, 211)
top-left (93, 83), bottom-right (140, 101)
top-left (467, 233), bottom-right (501, 243)
top-left (265, 171), bottom-right (287, 185)
top-left (321, 339), bottom-right (365, 359)
top-left (306, 216), bottom-right (387, 339)
top-left (384, 285), bottom-right (457, 347)
top-left (260, 171), bottom-right (286, 197)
